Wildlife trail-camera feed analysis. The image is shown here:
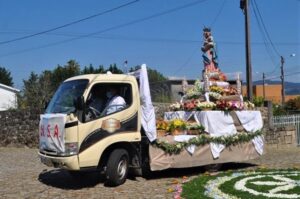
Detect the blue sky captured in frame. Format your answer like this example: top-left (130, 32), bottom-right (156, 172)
top-left (0, 0), bottom-right (299, 89)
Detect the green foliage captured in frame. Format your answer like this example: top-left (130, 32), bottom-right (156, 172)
top-left (153, 94), bottom-right (172, 103)
top-left (20, 61), bottom-right (168, 109)
top-left (0, 66), bottom-right (13, 86)
top-left (51, 60), bottom-right (81, 90)
top-left (182, 169), bottom-right (300, 199)
top-left (154, 131), bottom-right (263, 154)
top-left (273, 104), bottom-right (287, 116)
top-left (285, 96), bottom-right (300, 111)
top-left (129, 65), bottom-right (168, 84)
top-left (147, 67), bottom-right (167, 83)
top-left (106, 63), bottom-right (123, 74)
top-left (21, 72), bottom-right (44, 109)
top-left (253, 96), bottom-right (264, 107)
top-left (81, 64), bottom-right (105, 74)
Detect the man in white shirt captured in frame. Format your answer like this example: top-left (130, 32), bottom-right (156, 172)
top-left (104, 86), bottom-right (126, 115)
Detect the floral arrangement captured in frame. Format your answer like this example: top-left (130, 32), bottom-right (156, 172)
top-left (186, 123), bottom-right (205, 135)
top-left (154, 130), bottom-right (263, 154)
top-left (186, 89), bottom-right (203, 99)
top-left (196, 101), bottom-right (216, 110)
top-left (186, 123), bottom-right (205, 131)
top-left (169, 102), bottom-right (182, 111)
top-left (185, 80), bottom-right (203, 99)
top-left (209, 92), bottom-right (222, 100)
top-left (168, 119), bottom-right (187, 132)
top-left (156, 119), bottom-right (169, 131)
top-left (223, 86), bottom-right (238, 96)
top-left (210, 85), bottom-right (223, 94)
top-left (216, 100), bottom-right (243, 111)
top-left (243, 100), bottom-right (255, 110)
top-left (183, 99), bottom-right (198, 111)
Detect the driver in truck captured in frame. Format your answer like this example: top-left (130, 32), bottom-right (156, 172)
top-left (104, 85), bottom-right (126, 115)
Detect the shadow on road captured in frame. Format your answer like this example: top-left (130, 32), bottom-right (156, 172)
top-left (38, 169), bottom-right (105, 190)
top-left (38, 162), bottom-right (257, 189)
top-left (146, 162), bottom-right (258, 180)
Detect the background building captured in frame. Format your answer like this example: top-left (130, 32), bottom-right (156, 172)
top-left (0, 83), bottom-right (20, 111)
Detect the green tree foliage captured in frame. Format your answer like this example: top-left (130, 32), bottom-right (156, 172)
top-left (21, 72), bottom-right (43, 109)
top-left (51, 60), bottom-right (81, 90)
top-left (286, 96), bottom-right (300, 110)
top-left (20, 61), bottom-right (169, 108)
top-left (129, 65), bottom-right (167, 84)
top-left (253, 96), bottom-right (264, 107)
top-left (0, 66), bottom-right (13, 86)
top-left (106, 63), bottom-right (123, 74)
top-left (81, 64), bottom-right (105, 74)
top-left (273, 104), bottom-right (287, 116)
top-left (147, 67), bottom-right (167, 84)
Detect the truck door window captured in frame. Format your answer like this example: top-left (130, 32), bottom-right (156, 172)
top-left (85, 83), bottom-right (132, 122)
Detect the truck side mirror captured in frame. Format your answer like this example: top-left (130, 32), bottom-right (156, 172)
top-left (74, 96), bottom-right (85, 111)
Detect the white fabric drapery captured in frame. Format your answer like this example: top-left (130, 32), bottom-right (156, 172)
top-left (164, 110), bottom-right (264, 158)
top-left (129, 64), bottom-right (157, 142)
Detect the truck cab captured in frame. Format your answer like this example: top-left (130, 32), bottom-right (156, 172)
top-left (38, 69), bottom-right (151, 186)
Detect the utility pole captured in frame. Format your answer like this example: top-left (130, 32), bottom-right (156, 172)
top-left (280, 56), bottom-right (285, 105)
top-left (262, 72), bottom-right (265, 99)
top-left (240, 0), bottom-right (253, 101)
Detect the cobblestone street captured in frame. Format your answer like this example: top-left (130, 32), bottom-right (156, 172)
top-left (0, 146), bottom-right (299, 199)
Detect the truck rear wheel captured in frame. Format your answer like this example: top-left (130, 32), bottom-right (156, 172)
top-left (105, 149), bottom-right (129, 186)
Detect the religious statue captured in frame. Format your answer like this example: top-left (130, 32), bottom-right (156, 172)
top-left (201, 27), bottom-right (227, 81)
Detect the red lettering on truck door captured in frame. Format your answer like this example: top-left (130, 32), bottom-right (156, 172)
top-left (53, 124), bottom-right (59, 138)
top-left (47, 125), bottom-right (51, 137)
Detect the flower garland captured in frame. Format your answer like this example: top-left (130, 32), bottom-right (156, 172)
top-left (154, 130), bottom-right (263, 154)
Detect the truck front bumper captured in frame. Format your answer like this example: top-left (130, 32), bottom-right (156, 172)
top-left (38, 152), bottom-right (80, 170)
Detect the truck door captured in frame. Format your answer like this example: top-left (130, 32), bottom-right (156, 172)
top-left (77, 82), bottom-right (141, 168)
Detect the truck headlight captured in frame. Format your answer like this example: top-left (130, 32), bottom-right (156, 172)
top-left (65, 142), bottom-right (78, 155)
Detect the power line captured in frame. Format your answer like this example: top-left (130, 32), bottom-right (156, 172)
top-left (252, 0), bottom-right (281, 57)
top-left (250, 0), bottom-right (278, 72)
top-left (174, 45), bottom-right (199, 76)
top-left (0, 0), bottom-right (140, 45)
top-left (1, 30), bottom-right (299, 46)
top-left (0, 0), bottom-right (209, 58)
top-left (265, 71), bottom-right (300, 81)
top-left (210, 0), bottom-right (227, 27)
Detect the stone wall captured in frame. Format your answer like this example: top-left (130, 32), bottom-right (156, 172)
top-left (0, 105), bottom-right (298, 148)
top-left (265, 126), bottom-right (297, 148)
top-left (0, 109), bottom-right (41, 147)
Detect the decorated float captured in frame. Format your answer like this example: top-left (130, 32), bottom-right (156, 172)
top-left (149, 28), bottom-right (264, 171)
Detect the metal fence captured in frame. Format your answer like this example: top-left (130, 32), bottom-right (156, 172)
top-left (273, 114), bottom-right (300, 146)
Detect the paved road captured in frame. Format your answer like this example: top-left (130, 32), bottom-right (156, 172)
top-left (0, 146), bottom-right (299, 199)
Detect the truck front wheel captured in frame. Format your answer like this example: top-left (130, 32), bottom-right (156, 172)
top-left (105, 149), bottom-right (129, 186)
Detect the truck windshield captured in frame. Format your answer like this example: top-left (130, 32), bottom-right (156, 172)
top-left (45, 79), bottom-right (88, 114)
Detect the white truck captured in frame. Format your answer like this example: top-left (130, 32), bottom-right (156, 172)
top-left (38, 64), bottom-right (263, 186)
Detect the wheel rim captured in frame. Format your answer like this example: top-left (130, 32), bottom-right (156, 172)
top-left (117, 156), bottom-right (128, 179)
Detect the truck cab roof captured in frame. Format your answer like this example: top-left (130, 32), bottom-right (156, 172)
top-left (65, 73), bottom-right (137, 83)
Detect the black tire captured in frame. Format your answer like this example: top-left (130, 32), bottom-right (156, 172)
top-left (105, 149), bottom-right (129, 186)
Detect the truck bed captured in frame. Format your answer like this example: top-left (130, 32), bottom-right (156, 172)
top-left (149, 135), bottom-right (261, 171)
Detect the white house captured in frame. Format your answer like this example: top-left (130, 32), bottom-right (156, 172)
top-left (0, 83), bottom-right (20, 111)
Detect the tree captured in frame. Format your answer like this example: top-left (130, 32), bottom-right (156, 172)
top-left (286, 96), bottom-right (300, 111)
top-left (81, 64), bottom-right (105, 74)
top-left (51, 59), bottom-right (81, 91)
top-left (129, 65), bottom-right (167, 83)
top-left (106, 63), bottom-right (123, 74)
top-left (0, 66), bottom-right (13, 86)
top-left (21, 72), bottom-right (43, 109)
